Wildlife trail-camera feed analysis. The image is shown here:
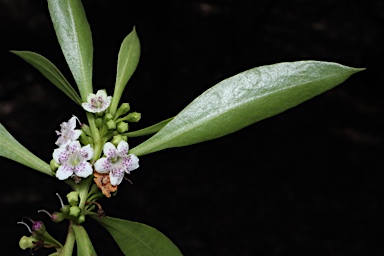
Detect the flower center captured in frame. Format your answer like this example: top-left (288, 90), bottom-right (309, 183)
top-left (68, 152), bottom-right (82, 166)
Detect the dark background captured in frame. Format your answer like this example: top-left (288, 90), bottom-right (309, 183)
top-left (0, 0), bottom-right (383, 255)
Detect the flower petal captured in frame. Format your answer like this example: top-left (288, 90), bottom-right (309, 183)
top-left (96, 90), bottom-right (108, 98)
top-left (80, 144), bottom-right (94, 161)
top-left (72, 130), bottom-right (82, 141)
top-left (74, 162), bottom-right (93, 178)
top-left (53, 148), bottom-right (68, 164)
top-left (103, 142), bottom-right (117, 158)
top-left (126, 154), bottom-right (139, 172)
top-left (117, 140), bottom-right (129, 156)
top-left (110, 168), bottom-right (125, 186)
top-left (82, 103), bottom-right (95, 113)
top-left (68, 116), bottom-right (77, 130)
top-left (94, 158), bottom-right (111, 174)
top-left (56, 165), bottom-right (73, 180)
top-left (67, 141), bottom-right (81, 153)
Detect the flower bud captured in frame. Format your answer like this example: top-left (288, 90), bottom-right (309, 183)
top-left (60, 205), bottom-right (70, 215)
top-left (95, 117), bottom-right (103, 128)
top-left (105, 113), bottom-right (114, 121)
top-left (66, 191), bottom-right (79, 206)
top-left (115, 103), bottom-right (130, 118)
top-left (51, 212), bottom-right (65, 223)
top-left (111, 135), bottom-right (123, 147)
top-left (19, 236), bottom-right (38, 250)
top-left (126, 112), bottom-right (141, 122)
top-left (77, 215), bottom-right (85, 224)
top-left (106, 119), bottom-right (116, 130)
top-left (69, 206), bottom-right (81, 218)
top-left (50, 159), bottom-right (60, 171)
top-left (121, 135), bottom-right (128, 142)
top-left (79, 134), bottom-right (90, 146)
top-left (31, 221), bottom-right (45, 235)
top-left (81, 124), bottom-right (92, 136)
top-left (117, 122), bottom-right (129, 133)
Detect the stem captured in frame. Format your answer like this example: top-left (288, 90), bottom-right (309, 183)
top-left (86, 112), bottom-right (102, 161)
top-left (76, 176), bottom-right (93, 212)
top-left (58, 222), bottom-right (75, 256)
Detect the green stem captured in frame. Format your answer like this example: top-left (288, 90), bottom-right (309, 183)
top-left (76, 176), bottom-right (93, 212)
top-left (86, 112), bottom-right (102, 161)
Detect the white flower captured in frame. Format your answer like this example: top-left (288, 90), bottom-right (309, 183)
top-left (53, 141), bottom-right (94, 180)
top-left (94, 141), bottom-right (139, 186)
top-left (82, 90), bottom-right (112, 113)
top-left (55, 116), bottom-right (82, 148)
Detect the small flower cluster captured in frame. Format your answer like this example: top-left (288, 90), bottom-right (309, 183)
top-left (51, 90), bottom-right (140, 197)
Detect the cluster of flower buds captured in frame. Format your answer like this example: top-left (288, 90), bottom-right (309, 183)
top-left (18, 218), bottom-right (62, 252)
top-left (50, 191), bottom-right (85, 224)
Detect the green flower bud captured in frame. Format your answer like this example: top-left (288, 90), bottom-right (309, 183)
top-left (105, 113), bottom-right (114, 121)
top-left (126, 112), bottom-right (141, 122)
top-left (77, 215), bottom-right (86, 224)
top-left (79, 132), bottom-right (90, 145)
top-left (121, 135), bottom-right (128, 142)
top-left (115, 103), bottom-right (130, 119)
top-left (61, 205), bottom-right (70, 215)
top-left (19, 236), bottom-right (38, 250)
top-left (51, 212), bottom-right (65, 223)
top-left (95, 117), bottom-right (103, 128)
top-left (66, 191), bottom-right (79, 206)
top-left (69, 206), bottom-right (81, 218)
top-left (117, 122), bottom-right (129, 133)
top-left (81, 124), bottom-right (92, 136)
top-left (111, 135), bottom-right (123, 147)
top-left (106, 119), bottom-right (116, 130)
top-left (50, 159), bottom-right (60, 171)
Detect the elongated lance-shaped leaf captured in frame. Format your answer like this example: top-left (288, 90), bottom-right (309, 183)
top-left (91, 216), bottom-right (183, 256)
top-left (11, 51), bottom-right (82, 105)
top-left (0, 123), bottom-right (54, 176)
top-left (124, 117), bottom-right (174, 137)
top-left (72, 224), bottom-right (97, 256)
top-left (130, 61), bottom-right (364, 156)
top-left (110, 27), bottom-right (141, 115)
top-left (48, 0), bottom-right (93, 101)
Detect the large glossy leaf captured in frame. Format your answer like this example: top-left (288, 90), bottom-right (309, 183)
top-left (11, 51), bottom-right (82, 105)
top-left (72, 224), bottom-right (97, 256)
top-left (130, 61), bottom-right (363, 156)
top-left (110, 27), bottom-right (141, 115)
top-left (0, 123), bottom-right (54, 176)
top-left (125, 117), bottom-right (173, 137)
top-left (48, 0), bottom-right (93, 101)
top-left (91, 216), bottom-right (183, 256)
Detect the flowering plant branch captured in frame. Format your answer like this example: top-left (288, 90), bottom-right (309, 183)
top-left (0, 0), bottom-right (363, 255)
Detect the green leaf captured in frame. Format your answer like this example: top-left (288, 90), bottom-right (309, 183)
top-left (11, 51), bottom-right (82, 105)
top-left (0, 123), bottom-right (54, 176)
top-left (57, 224), bottom-right (75, 256)
top-left (48, 0), bottom-right (93, 101)
top-left (91, 216), bottom-right (183, 256)
top-left (72, 224), bottom-right (97, 256)
top-left (110, 27), bottom-right (141, 115)
top-left (124, 117), bottom-right (174, 137)
top-left (130, 61), bottom-right (364, 156)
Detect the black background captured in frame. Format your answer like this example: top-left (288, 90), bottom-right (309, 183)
top-left (0, 0), bottom-right (383, 255)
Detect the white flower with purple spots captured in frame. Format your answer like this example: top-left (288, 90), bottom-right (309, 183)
top-left (55, 116), bottom-right (82, 148)
top-left (82, 90), bottom-right (112, 113)
top-left (94, 141), bottom-right (139, 186)
top-left (53, 141), bottom-right (94, 180)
